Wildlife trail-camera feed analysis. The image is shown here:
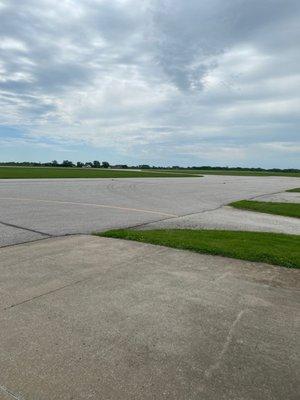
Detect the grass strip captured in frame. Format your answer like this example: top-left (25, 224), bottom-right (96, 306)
top-left (0, 167), bottom-right (198, 179)
top-left (157, 169), bottom-right (300, 177)
top-left (97, 229), bottom-right (300, 268)
top-left (286, 188), bottom-right (300, 192)
top-left (229, 200), bottom-right (300, 219)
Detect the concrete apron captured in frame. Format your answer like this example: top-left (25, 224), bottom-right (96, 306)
top-left (0, 235), bottom-right (299, 400)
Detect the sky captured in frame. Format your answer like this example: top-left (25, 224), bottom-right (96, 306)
top-left (0, 0), bottom-right (299, 168)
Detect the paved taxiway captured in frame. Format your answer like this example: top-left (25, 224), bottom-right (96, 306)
top-left (0, 175), bottom-right (299, 246)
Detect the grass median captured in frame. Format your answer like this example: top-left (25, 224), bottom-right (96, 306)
top-left (229, 200), bottom-right (300, 219)
top-left (157, 169), bottom-right (300, 177)
top-left (286, 188), bottom-right (300, 192)
top-left (96, 229), bottom-right (300, 268)
top-left (0, 167), bottom-right (198, 179)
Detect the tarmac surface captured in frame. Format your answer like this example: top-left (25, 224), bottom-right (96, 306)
top-left (253, 191), bottom-right (300, 203)
top-left (139, 205), bottom-right (300, 233)
top-left (0, 235), bottom-right (299, 400)
top-left (0, 175), bottom-right (299, 246)
top-left (1, 176), bottom-right (299, 399)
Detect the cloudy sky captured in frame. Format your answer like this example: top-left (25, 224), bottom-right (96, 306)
top-left (0, 0), bottom-right (299, 167)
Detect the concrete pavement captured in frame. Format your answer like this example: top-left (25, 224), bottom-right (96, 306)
top-left (0, 175), bottom-right (299, 246)
top-left (138, 205), bottom-right (300, 234)
top-left (0, 235), bottom-right (299, 400)
top-left (252, 191), bottom-right (300, 203)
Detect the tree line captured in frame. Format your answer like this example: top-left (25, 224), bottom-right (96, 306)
top-left (0, 160), bottom-right (111, 168)
top-left (0, 161), bottom-right (299, 173)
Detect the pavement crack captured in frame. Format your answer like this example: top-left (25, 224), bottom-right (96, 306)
top-left (4, 278), bottom-right (89, 311)
top-left (181, 204), bottom-right (226, 217)
top-left (0, 384), bottom-right (24, 400)
top-left (123, 204), bottom-right (226, 230)
top-left (0, 236), bottom-right (56, 249)
top-left (123, 215), bottom-right (178, 230)
top-left (247, 189), bottom-right (286, 201)
top-left (205, 309), bottom-right (247, 379)
top-left (0, 220), bottom-right (52, 237)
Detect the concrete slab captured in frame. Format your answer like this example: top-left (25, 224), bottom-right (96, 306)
top-left (138, 206), bottom-right (300, 234)
top-left (0, 175), bottom-right (299, 246)
top-left (0, 235), bottom-right (299, 400)
top-left (253, 192), bottom-right (300, 203)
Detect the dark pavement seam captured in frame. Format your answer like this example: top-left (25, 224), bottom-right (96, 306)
top-left (3, 278), bottom-right (89, 311)
top-left (0, 384), bottom-right (23, 400)
top-left (0, 220), bottom-right (52, 237)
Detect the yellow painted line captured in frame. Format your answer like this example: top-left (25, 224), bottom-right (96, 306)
top-left (0, 196), bottom-right (178, 218)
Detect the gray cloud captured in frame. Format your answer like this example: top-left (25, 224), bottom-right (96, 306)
top-left (150, 0), bottom-right (300, 89)
top-left (0, 0), bottom-right (299, 167)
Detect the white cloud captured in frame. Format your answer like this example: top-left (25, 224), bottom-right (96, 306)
top-left (0, 0), bottom-right (299, 167)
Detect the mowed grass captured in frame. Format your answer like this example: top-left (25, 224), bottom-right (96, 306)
top-left (0, 167), bottom-right (197, 179)
top-left (286, 188), bottom-right (300, 192)
top-left (230, 200), bottom-right (300, 219)
top-left (157, 169), bottom-right (300, 177)
top-left (97, 229), bottom-right (300, 268)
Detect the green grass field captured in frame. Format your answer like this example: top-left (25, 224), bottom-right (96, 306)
top-left (97, 229), bottom-right (300, 268)
top-left (158, 168), bottom-right (300, 178)
top-left (286, 188), bottom-right (300, 192)
top-left (1, 166), bottom-right (299, 178)
top-left (230, 200), bottom-right (300, 219)
top-left (157, 169), bottom-right (300, 177)
top-left (0, 167), bottom-right (198, 179)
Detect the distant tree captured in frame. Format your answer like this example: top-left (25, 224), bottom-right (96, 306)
top-left (139, 164), bottom-right (150, 169)
top-left (102, 161), bottom-right (110, 168)
top-left (77, 162), bottom-right (84, 168)
top-left (92, 160), bottom-right (101, 168)
top-left (114, 164), bottom-right (128, 169)
top-left (61, 160), bottom-right (74, 167)
top-left (51, 160), bottom-right (59, 166)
